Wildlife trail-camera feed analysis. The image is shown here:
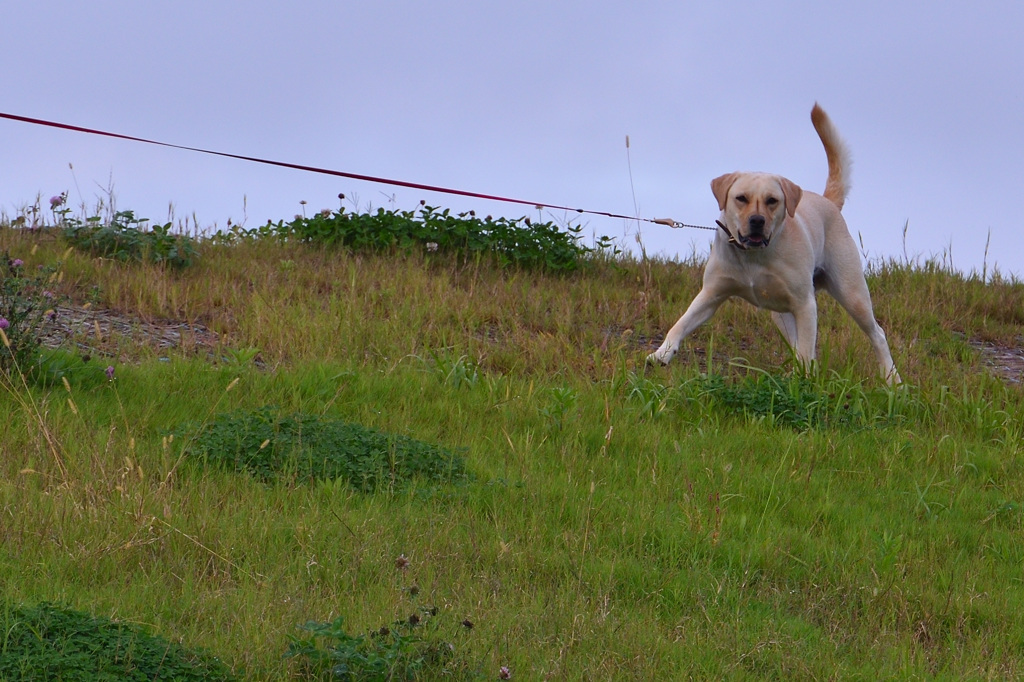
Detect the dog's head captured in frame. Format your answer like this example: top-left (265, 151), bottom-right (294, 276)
top-left (711, 172), bottom-right (802, 249)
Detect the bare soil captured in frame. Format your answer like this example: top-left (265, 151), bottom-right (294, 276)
top-left (39, 304), bottom-right (220, 358)
top-left (970, 339), bottom-right (1024, 385)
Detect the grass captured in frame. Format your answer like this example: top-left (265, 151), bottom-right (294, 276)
top-left (0, 209), bottom-right (1022, 679)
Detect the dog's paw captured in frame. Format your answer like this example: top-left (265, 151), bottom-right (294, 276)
top-left (646, 348), bottom-right (675, 365)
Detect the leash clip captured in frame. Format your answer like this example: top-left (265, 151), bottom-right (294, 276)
top-left (652, 217), bottom-right (717, 232)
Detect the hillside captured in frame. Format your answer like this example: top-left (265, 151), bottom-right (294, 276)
top-left (1, 208), bottom-right (1023, 679)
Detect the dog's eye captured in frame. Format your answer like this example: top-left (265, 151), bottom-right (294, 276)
top-left (735, 195), bottom-right (749, 205)
top-left (766, 197), bottom-right (779, 207)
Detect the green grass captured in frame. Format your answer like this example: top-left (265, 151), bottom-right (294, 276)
top-left (0, 212), bottom-right (1023, 679)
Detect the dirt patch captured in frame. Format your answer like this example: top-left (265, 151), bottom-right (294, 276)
top-left (970, 339), bottom-right (1024, 385)
top-left (39, 305), bottom-right (220, 357)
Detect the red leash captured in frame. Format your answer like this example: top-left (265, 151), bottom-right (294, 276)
top-left (0, 111), bottom-right (714, 231)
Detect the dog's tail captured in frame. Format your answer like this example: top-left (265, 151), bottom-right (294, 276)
top-left (811, 103), bottom-right (851, 210)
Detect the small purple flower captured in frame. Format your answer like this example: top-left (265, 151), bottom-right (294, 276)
top-left (10, 259), bottom-right (23, 268)
top-left (105, 365), bottom-right (115, 380)
top-left (43, 290), bottom-right (54, 299)
top-left (0, 318), bottom-right (9, 330)
top-left (499, 666), bottom-right (512, 680)
top-left (50, 194), bottom-right (65, 209)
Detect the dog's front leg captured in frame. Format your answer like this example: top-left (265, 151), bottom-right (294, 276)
top-left (771, 312), bottom-right (798, 348)
top-left (648, 288), bottom-right (727, 365)
top-left (789, 297), bottom-right (819, 373)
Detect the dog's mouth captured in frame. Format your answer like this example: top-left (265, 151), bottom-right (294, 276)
top-left (716, 220), bottom-right (771, 250)
top-left (739, 233), bottom-right (770, 249)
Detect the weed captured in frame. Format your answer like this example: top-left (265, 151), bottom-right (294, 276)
top-left (539, 385), bottom-right (578, 429)
top-left (625, 372), bottom-right (673, 420)
top-left (911, 471), bottom-right (949, 520)
top-left (0, 602), bottom-right (235, 681)
top-left (0, 252), bottom-right (61, 377)
top-left (61, 210), bottom-right (198, 268)
top-left (285, 607), bottom-right (477, 681)
top-left (222, 346), bottom-right (262, 367)
top-left (175, 406), bottom-right (468, 490)
top-left (429, 351), bottom-right (480, 390)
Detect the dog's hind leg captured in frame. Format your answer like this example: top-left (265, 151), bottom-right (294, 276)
top-left (823, 271), bottom-right (901, 384)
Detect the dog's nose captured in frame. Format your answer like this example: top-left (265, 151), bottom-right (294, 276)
top-left (748, 214), bottom-right (766, 232)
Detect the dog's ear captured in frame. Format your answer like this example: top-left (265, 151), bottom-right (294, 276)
top-left (711, 173), bottom-right (739, 211)
top-left (779, 177), bottom-right (803, 217)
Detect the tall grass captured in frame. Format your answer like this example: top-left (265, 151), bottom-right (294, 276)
top-left (1, 213), bottom-right (1022, 679)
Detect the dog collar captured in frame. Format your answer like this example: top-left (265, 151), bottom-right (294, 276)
top-left (716, 220), bottom-right (747, 250)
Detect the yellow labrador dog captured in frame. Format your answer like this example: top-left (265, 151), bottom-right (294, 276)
top-left (648, 104), bottom-right (901, 384)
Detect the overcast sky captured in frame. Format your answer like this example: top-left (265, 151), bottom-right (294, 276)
top-left (3, 1), bottom-right (1021, 278)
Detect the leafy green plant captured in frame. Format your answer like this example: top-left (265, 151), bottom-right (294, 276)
top-left (61, 210), bottom-right (198, 268)
top-left (285, 608), bottom-right (471, 681)
top-left (539, 386), bottom-right (578, 429)
top-left (0, 252), bottom-right (60, 377)
top-left (175, 406), bottom-right (468, 490)
top-left (0, 602), bottom-right (235, 681)
top-left (222, 346), bottom-right (262, 367)
top-left (699, 372), bottom-right (823, 429)
top-left (428, 351), bottom-right (480, 390)
top-left (214, 204), bottom-right (601, 272)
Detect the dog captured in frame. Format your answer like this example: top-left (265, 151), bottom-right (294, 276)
top-left (647, 104), bottom-right (901, 384)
